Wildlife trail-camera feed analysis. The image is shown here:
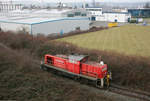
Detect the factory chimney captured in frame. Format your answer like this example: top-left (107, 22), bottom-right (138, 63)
top-left (83, 0), bottom-right (86, 9)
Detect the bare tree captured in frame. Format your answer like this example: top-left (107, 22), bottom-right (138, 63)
top-left (144, 2), bottom-right (150, 8)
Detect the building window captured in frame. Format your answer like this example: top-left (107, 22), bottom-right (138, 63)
top-left (76, 27), bottom-right (80, 31)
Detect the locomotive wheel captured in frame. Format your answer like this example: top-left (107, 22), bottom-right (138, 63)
top-left (96, 80), bottom-right (101, 88)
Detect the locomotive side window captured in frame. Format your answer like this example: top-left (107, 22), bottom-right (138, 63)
top-left (47, 57), bottom-right (52, 64)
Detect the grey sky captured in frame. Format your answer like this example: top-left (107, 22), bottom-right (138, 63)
top-left (1, 0), bottom-right (150, 3)
top-left (100, 0), bottom-right (150, 2)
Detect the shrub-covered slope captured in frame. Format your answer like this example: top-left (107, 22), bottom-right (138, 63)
top-left (0, 31), bottom-right (150, 101)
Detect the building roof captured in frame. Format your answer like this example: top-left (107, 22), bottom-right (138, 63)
top-left (0, 9), bottom-right (89, 25)
top-left (86, 7), bottom-right (102, 9)
top-left (128, 8), bottom-right (150, 10)
top-left (103, 12), bottom-right (129, 14)
top-left (0, 15), bottom-right (89, 25)
top-left (33, 9), bottom-right (71, 14)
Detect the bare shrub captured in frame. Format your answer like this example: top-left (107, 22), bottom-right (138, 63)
top-left (0, 44), bottom-right (115, 101)
top-left (0, 31), bottom-right (150, 92)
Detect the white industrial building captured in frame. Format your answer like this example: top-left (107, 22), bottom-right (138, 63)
top-left (96, 12), bottom-right (131, 22)
top-left (86, 7), bottom-right (131, 22)
top-left (86, 8), bottom-right (102, 16)
top-left (0, 9), bottom-right (90, 35)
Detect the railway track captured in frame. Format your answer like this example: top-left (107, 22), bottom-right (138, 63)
top-left (109, 83), bottom-right (150, 101)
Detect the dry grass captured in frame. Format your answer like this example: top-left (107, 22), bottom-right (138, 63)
top-left (59, 25), bottom-right (150, 57)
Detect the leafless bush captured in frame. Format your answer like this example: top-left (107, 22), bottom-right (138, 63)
top-left (0, 31), bottom-right (150, 92)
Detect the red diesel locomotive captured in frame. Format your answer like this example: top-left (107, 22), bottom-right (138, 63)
top-left (40, 54), bottom-right (112, 88)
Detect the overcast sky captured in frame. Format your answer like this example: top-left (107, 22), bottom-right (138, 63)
top-left (1, 0), bottom-right (150, 3)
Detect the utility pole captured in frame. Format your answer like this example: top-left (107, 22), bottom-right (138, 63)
top-left (93, 0), bottom-right (95, 7)
top-left (40, 0), bottom-right (44, 8)
top-left (83, 0), bottom-right (86, 9)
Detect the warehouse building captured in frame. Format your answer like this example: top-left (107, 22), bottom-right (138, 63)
top-left (0, 17), bottom-right (90, 35)
top-left (86, 7), bottom-right (131, 22)
top-left (97, 12), bottom-right (131, 22)
top-left (0, 9), bottom-right (90, 35)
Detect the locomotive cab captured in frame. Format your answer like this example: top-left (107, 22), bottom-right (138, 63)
top-left (45, 55), bottom-right (54, 64)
